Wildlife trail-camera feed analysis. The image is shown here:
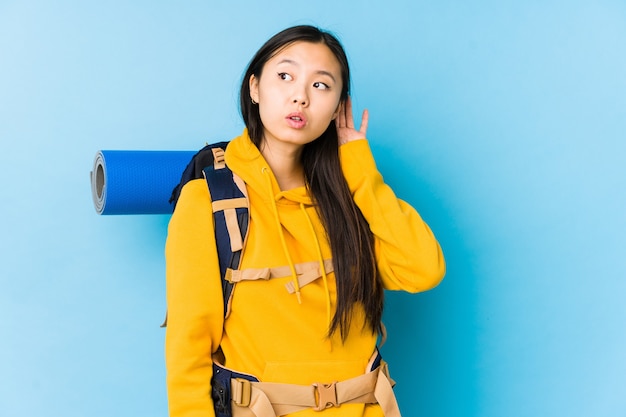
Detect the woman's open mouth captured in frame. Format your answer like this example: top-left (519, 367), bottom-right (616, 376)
top-left (286, 112), bottom-right (307, 129)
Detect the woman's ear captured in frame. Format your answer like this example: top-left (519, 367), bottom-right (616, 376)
top-left (332, 101), bottom-right (343, 120)
top-left (249, 75), bottom-right (259, 104)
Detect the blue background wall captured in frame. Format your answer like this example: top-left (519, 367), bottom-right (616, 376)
top-left (1, 1), bottom-right (624, 416)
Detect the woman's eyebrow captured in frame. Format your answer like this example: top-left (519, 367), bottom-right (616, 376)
top-left (316, 70), bottom-right (336, 83)
top-left (276, 59), bottom-right (337, 82)
top-left (277, 58), bottom-right (297, 66)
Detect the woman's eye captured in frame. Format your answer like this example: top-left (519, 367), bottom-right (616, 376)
top-left (278, 72), bottom-right (293, 81)
top-left (313, 81), bottom-right (330, 90)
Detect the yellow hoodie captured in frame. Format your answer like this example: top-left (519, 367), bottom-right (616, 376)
top-left (165, 130), bottom-right (445, 417)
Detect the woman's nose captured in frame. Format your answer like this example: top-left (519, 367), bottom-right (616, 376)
top-left (292, 85), bottom-right (308, 106)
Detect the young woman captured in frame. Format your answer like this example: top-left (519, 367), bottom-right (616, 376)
top-left (165, 25), bottom-right (445, 417)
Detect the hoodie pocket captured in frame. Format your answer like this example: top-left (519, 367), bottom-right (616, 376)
top-left (262, 359), bottom-right (367, 385)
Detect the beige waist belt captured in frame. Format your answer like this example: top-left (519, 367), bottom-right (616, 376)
top-left (230, 361), bottom-right (401, 417)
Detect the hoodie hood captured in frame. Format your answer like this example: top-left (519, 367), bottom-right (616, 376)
top-left (224, 129), bottom-right (314, 206)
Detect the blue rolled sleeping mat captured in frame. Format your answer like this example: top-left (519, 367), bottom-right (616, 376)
top-left (90, 150), bottom-right (196, 215)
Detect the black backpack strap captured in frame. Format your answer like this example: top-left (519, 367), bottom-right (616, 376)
top-left (169, 141), bottom-right (231, 209)
top-left (162, 141), bottom-right (249, 327)
top-left (203, 147), bottom-right (249, 318)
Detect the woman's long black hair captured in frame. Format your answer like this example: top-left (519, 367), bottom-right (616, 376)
top-left (239, 25), bottom-right (383, 340)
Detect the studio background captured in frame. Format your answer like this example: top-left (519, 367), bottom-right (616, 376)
top-left (1, 1), bottom-right (624, 416)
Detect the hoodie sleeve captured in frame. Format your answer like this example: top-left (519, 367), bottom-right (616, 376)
top-left (340, 139), bottom-right (445, 292)
top-left (165, 178), bottom-right (223, 417)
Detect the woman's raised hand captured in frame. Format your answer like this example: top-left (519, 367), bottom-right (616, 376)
top-left (336, 96), bottom-right (369, 145)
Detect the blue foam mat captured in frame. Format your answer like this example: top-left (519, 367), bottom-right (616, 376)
top-left (90, 150), bottom-right (196, 215)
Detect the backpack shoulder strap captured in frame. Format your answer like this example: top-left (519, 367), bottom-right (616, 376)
top-left (162, 141), bottom-right (249, 327)
top-left (168, 141), bottom-right (231, 209)
top-left (203, 146), bottom-right (249, 318)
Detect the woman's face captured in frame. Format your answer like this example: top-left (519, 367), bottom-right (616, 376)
top-left (249, 41), bottom-right (343, 152)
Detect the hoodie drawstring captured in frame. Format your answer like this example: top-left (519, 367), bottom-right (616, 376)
top-left (300, 202), bottom-right (332, 330)
top-left (261, 167), bottom-right (333, 340)
top-left (262, 167), bottom-right (302, 304)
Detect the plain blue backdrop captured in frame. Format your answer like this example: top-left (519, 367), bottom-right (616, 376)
top-left (1, 1), bottom-right (625, 416)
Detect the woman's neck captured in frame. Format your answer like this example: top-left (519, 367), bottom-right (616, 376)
top-left (260, 141), bottom-right (305, 191)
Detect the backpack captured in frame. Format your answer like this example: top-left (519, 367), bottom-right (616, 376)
top-left (164, 141), bottom-right (249, 325)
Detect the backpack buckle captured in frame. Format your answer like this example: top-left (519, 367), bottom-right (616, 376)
top-left (232, 378), bottom-right (251, 407)
top-left (312, 381), bottom-right (338, 411)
